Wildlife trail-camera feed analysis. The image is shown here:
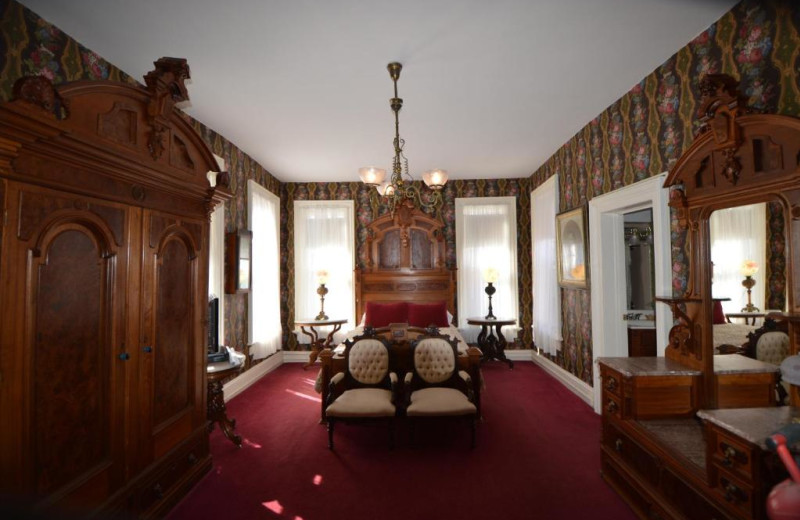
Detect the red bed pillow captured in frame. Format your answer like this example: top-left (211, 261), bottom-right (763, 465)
top-left (364, 302), bottom-right (408, 327)
top-left (712, 300), bottom-right (727, 325)
top-left (408, 301), bottom-right (450, 328)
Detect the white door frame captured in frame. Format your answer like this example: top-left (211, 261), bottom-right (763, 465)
top-left (589, 173), bottom-right (670, 413)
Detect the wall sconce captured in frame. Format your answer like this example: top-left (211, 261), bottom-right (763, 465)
top-left (740, 260), bottom-right (759, 313)
top-left (483, 268), bottom-right (499, 320)
top-left (315, 269), bottom-right (329, 320)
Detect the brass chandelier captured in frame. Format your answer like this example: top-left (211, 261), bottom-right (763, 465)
top-left (359, 62), bottom-right (448, 214)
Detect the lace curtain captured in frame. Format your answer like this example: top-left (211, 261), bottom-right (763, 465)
top-left (294, 201), bottom-right (355, 343)
top-left (531, 176), bottom-right (561, 356)
top-left (710, 202), bottom-right (767, 314)
top-left (248, 180), bottom-right (282, 359)
top-left (455, 197), bottom-right (519, 343)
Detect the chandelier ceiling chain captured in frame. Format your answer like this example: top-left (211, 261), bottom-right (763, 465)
top-left (359, 62), bottom-right (448, 215)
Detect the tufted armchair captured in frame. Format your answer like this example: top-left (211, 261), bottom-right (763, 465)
top-left (746, 318), bottom-right (791, 404)
top-left (325, 327), bottom-right (398, 449)
top-left (404, 329), bottom-right (477, 448)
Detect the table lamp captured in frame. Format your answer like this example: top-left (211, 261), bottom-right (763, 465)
top-left (740, 260), bottom-right (759, 313)
top-left (315, 269), bottom-right (329, 320)
top-left (483, 267), bottom-right (499, 320)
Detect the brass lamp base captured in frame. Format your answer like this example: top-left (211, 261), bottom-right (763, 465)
top-left (741, 276), bottom-right (759, 313)
top-left (315, 284), bottom-right (329, 321)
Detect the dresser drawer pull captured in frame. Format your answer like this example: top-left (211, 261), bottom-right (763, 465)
top-left (605, 376), bottom-right (617, 392)
top-left (720, 442), bottom-right (745, 468)
top-left (722, 446), bottom-right (737, 467)
top-left (188, 453), bottom-right (198, 465)
top-left (153, 483), bottom-right (164, 499)
top-left (721, 478), bottom-right (744, 504)
top-left (614, 438), bottom-right (623, 453)
top-left (606, 399), bottom-right (618, 415)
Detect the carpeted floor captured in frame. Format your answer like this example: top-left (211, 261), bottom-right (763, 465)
top-left (167, 361), bottom-right (636, 520)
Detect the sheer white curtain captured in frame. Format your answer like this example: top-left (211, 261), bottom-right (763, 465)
top-left (456, 197), bottom-right (519, 343)
top-left (248, 180), bottom-right (281, 359)
top-left (531, 176), bottom-right (561, 355)
top-left (710, 203), bottom-right (767, 313)
top-left (294, 201), bottom-right (355, 343)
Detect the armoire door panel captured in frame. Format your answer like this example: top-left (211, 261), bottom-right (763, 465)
top-left (140, 210), bottom-right (205, 462)
top-left (10, 185), bottom-right (131, 509)
top-left (154, 238), bottom-right (192, 426)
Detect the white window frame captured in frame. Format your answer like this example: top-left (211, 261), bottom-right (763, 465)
top-left (530, 175), bottom-right (561, 356)
top-left (455, 196), bottom-right (519, 343)
top-left (207, 155), bottom-right (226, 349)
top-left (293, 200), bottom-right (356, 341)
top-left (247, 179), bottom-right (282, 359)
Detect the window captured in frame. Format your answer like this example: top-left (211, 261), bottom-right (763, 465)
top-left (293, 201), bottom-right (355, 342)
top-left (531, 176), bottom-right (561, 355)
top-left (455, 197), bottom-right (519, 343)
top-left (248, 180), bottom-right (281, 359)
top-left (207, 155), bottom-right (226, 351)
top-left (710, 203), bottom-right (767, 313)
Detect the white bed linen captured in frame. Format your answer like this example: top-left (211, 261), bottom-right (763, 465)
top-left (713, 323), bottom-right (755, 350)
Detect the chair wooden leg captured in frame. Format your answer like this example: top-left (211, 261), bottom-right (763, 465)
top-left (388, 418), bottom-right (395, 450)
top-left (327, 419), bottom-right (335, 450)
top-left (408, 419), bottom-right (415, 447)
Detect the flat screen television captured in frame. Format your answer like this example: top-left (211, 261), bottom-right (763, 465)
top-left (208, 297), bottom-right (219, 355)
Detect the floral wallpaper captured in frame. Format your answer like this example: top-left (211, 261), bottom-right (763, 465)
top-left (0, 0), bottom-right (282, 357)
top-left (530, 0), bottom-right (800, 384)
top-left (281, 179), bottom-right (533, 351)
top-left (3, 0), bottom-right (798, 385)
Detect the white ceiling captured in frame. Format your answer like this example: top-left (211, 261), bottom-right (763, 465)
top-left (21, 0), bottom-right (737, 183)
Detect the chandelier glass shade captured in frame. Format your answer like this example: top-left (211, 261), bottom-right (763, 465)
top-left (359, 62), bottom-right (448, 214)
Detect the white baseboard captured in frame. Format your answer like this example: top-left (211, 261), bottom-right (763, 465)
top-left (531, 352), bottom-right (594, 408)
top-left (282, 350), bottom-right (312, 363)
top-left (223, 351), bottom-right (284, 401)
top-left (505, 349), bottom-right (534, 361)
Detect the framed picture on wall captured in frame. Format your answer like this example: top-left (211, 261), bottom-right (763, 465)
top-left (556, 206), bottom-right (589, 288)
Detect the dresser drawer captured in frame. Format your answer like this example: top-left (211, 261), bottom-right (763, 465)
top-left (132, 430), bottom-right (209, 516)
top-left (711, 468), bottom-right (754, 519)
top-left (601, 366), bottom-right (623, 399)
top-left (708, 426), bottom-right (755, 482)
top-left (603, 421), bottom-right (661, 488)
top-left (603, 393), bottom-right (622, 420)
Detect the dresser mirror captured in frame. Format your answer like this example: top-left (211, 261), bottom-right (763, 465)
top-left (663, 74), bottom-right (799, 408)
top-left (624, 208), bottom-right (655, 312)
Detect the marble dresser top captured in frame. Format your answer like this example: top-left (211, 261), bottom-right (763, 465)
top-left (698, 407), bottom-right (800, 448)
top-left (597, 357), bottom-right (701, 377)
top-left (713, 353), bottom-right (779, 374)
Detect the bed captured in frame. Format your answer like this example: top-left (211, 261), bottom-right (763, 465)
top-left (713, 322), bottom-right (756, 353)
top-left (315, 204), bottom-right (482, 421)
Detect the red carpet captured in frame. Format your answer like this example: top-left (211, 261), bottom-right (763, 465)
top-left (167, 361), bottom-right (635, 520)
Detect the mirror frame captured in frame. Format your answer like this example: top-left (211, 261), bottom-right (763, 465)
top-left (661, 74), bottom-right (799, 409)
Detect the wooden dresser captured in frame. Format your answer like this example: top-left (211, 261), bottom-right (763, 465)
top-left (599, 358), bottom-right (786, 520)
top-left (0, 59), bottom-right (230, 517)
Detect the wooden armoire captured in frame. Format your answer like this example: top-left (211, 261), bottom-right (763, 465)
top-left (0, 58), bottom-right (231, 517)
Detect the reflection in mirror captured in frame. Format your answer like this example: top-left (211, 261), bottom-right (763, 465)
top-left (709, 201), bottom-right (787, 353)
top-left (624, 209), bottom-right (654, 311)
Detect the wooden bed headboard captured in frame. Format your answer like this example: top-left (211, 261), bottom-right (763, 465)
top-left (355, 201), bottom-right (457, 322)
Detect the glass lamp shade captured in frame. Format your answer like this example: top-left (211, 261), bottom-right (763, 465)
top-left (740, 260), bottom-right (759, 277)
top-left (359, 167), bottom-right (386, 187)
top-left (422, 169), bottom-right (448, 190)
top-left (377, 181), bottom-right (396, 197)
top-left (483, 267), bottom-right (499, 283)
top-left (316, 269), bottom-right (329, 285)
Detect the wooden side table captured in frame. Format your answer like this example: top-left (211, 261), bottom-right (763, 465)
top-left (725, 312), bottom-right (765, 325)
top-left (295, 318), bottom-right (347, 369)
top-left (207, 361), bottom-right (244, 447)
top-left (466, 317), bottom-right (516, 369)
